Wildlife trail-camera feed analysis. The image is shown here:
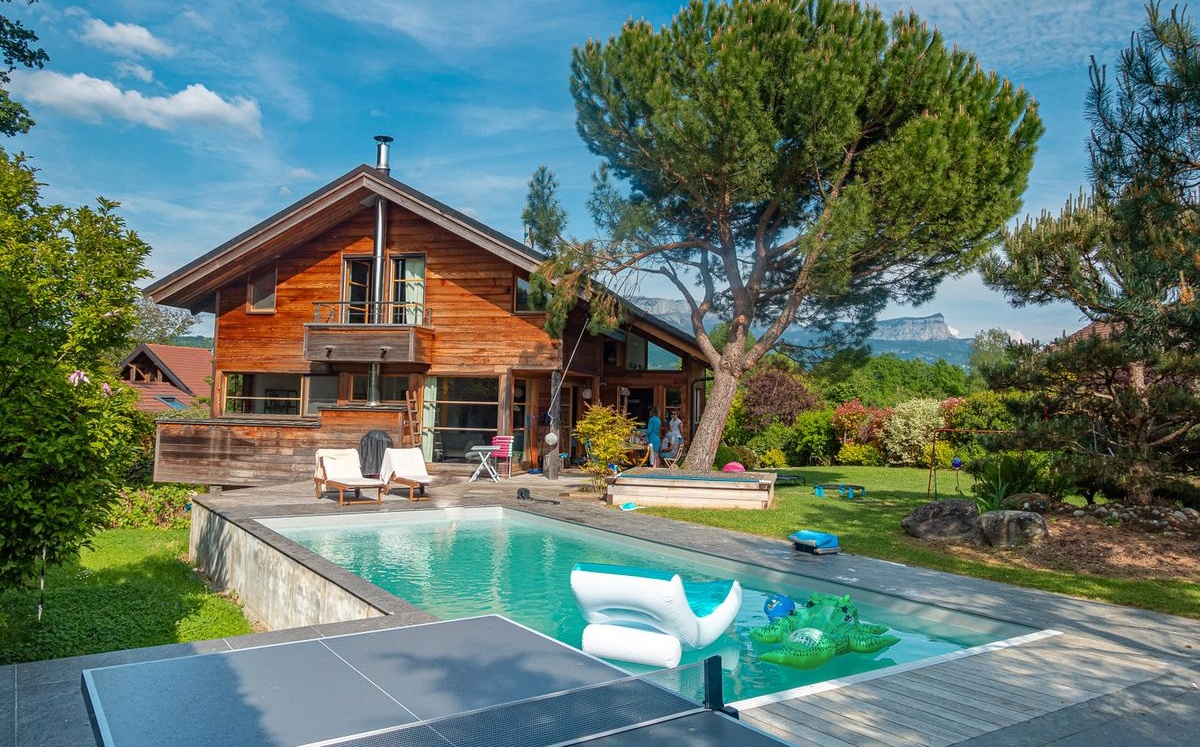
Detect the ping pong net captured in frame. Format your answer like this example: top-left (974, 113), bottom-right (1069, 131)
top-left (304, 656), bottom-right (728, 747)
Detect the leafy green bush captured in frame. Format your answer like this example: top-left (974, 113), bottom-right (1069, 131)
top-left (836, 442), bottom-right (884, 466)
top-left (880, 398), bottom-right (944, 466)
top-left (757, 448), bottom-right (789, 468)
top-left (731, 445), bottom-right (759, 470)
top-left (923, 441), bottom-right (955, 469)
top-left (107, 484), bottom-right (195, 529)
top-left (967, 450), bottom-right (1071, 506)
top-left (713, 444), bottom-right (740, 469)
top-left (747, 421), bottom-right (794, 461)
top-left (573, 404), bottom-right (640, 490)
top-left (788, 409), bottom-right (836, 466)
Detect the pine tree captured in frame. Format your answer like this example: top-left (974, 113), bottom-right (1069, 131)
top-left (534, 0), bottom-right (1041, 468)
top-left (980, 2), bottom-right (1200, 506)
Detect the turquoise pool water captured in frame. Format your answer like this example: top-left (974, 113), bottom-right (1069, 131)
top-left (263, 508), bottom-right (1035, 705)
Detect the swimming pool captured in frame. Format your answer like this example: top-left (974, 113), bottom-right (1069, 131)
top-left (260, 507), bottom-right (1041, 706)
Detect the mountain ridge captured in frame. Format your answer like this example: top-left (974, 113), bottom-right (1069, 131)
top-left (629, 297), bottom-right (972, 365)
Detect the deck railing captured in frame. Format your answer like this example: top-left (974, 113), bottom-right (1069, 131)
top-left (312, 301), bottom-right (432, 326)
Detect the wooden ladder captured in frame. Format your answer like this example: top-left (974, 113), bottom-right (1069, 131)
top-left (398, 390), bottom-right (421, 447)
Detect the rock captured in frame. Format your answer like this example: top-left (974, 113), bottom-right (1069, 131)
top-left (1006, 492), bottom-right (1049, 511)
top-left (978, 510), bottom-right (1050, 548)
top-left (1174, 510), bottom-right (1187, 523)
top-left (901, 500), bottom-right (981, 542)
top-left (1073, 510), bottom-right (1086, 517)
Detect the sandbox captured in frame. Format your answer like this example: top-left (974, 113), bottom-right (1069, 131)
top-left (606, 468), bottom-right (777, 509)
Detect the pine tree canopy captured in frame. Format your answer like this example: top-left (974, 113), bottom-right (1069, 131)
top-left (981, 1), bottom-right (1200, 349)
top-left (534, 0), bottom-right (1041, 468)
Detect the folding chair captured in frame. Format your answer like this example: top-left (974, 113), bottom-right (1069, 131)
top-left (491, 435), bottom-right (515, 478)
top-left (662, 442), bottom-right (687, 469)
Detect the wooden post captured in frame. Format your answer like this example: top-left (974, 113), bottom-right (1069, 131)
top-left (545, 370), bottom-right (561, 480)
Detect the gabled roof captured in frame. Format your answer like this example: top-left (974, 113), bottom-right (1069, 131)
top-left (145, 165), bottom-right (546, 313)
top-left (120, 343), bottom-right (212, 396)
top-left (144, 163), bottom-right (702, 357)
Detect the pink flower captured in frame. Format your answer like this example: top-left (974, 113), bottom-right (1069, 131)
top-left (102, 382), bottom-right (113, 397)
top-left (68, 370), bottom-right (89, 387)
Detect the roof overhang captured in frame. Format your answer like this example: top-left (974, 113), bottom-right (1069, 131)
top-left (145, 165), bottom-right (544, 313)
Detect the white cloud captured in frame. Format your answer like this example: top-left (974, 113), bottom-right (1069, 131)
top-left (887, 1), bottom-right (1145, 78)
top-left (9, 70), bottom-right (262, 136)
top-left (78, 18), bottom-right (175, 58)
top-left (306, 0), bottom-right (602, 56)
top-left (114, 61), bottom-right (154, 82)
top-left (181, 8), bottom-right (215, 32)
top-left (283, 167), bottom-right (318, 180)
top-left (453, 104), bottom-right (573, 137)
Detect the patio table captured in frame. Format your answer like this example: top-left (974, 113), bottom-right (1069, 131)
top-left (466, 445), bottom-right (500, 482)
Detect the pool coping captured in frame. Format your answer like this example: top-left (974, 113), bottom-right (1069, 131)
top-left (4, 474), bottom-right (1199, 746)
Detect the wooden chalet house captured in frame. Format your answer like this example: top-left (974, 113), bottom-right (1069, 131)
top-left (145, 137), bottom-right (707, 487)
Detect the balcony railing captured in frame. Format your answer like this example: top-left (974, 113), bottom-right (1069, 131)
top-left (312, 301), bottom-right (432, 326)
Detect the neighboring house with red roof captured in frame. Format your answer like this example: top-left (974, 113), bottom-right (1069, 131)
top-left (119, 343), bottom-right (212, 412)
top-left (1060, 320), bottom-right (1118, 345)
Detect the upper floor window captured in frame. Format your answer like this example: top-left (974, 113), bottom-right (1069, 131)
top-left (514, 276), bottom-right (546, 313)
top-left (343, 255), bottom-right (426, 324)
top-left (390, 255), bottom-right (426, 324)
top-left (247, 267), bottom-right (276, 313)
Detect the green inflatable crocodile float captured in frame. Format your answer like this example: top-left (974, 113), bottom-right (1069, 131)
top-left (751, 592), bottom-right (900, 669)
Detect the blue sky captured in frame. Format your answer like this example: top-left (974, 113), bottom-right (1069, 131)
top-left (6, 0), bottom-right (1147, 341)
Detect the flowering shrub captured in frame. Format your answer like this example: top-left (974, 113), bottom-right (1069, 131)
top-left (880, 398), bottom-right (944, 466)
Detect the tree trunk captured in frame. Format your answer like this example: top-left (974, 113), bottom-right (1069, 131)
top-left (683, 368), bottom-right (740, 470)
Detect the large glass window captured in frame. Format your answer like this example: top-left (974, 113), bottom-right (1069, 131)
top-left (432, 377), bottom-right (498, 461)
top-left (390, 255), bottom-right (426, 324)
top-left (223, 373), bottom-right (341, 416)
top-left (350, 374), bottom-right (411, 403)
top-left (305, 375), bottom-right (338, 415)
top-left (224, 373), bottom-right (301, 415)
top-left (648, 342), bottom-right (682, 370)
top-left (626, 333), bottom-right (647, 370)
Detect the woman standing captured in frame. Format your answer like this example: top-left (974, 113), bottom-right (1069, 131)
top-left (645, 408), bottom-right (662, 467)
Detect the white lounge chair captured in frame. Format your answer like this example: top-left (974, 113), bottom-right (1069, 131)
top-left (379, 447), bottom-right (433, 501)
top-left (313, 448), bottom-right (384, 506)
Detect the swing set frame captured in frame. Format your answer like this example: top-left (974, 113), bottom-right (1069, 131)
top-left (926, 427), bottom-right (1014, 500)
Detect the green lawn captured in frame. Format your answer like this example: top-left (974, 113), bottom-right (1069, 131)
top-left (0, 528), bottom-right (251, 664)
top-left (646, 466), bottom-right (1200, 619)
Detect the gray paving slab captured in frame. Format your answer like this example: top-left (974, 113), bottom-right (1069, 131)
top-left (1, 665), bottom-right (13, 747)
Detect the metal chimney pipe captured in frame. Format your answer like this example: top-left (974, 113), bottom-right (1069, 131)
top-left (374, 135), bottom-right (393, 175)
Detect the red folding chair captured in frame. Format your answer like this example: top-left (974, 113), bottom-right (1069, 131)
top-left (491, 435), bottom-right (515, 478)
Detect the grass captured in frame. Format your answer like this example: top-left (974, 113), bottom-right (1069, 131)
top-left (645, 465), bottom-right (1200, 619)
top-left (0, 528), bottom-right (251, 664)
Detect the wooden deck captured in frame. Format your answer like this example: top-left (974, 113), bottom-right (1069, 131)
top-left (741, 634), bottom-right (1169, 746)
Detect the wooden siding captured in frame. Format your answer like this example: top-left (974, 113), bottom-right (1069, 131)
top-left (213, 205), bottom-right (561, 377)
top-left (154, 410), bottom-right (406, 486)
top-left (303, 325), bottom-right (432, 364)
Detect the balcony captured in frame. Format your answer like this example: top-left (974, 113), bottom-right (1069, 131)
top-left (304, 301), bottom-right (434, 364)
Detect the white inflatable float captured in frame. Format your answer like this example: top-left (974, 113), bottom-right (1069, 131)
top-left (570, 562), bottom-right (742, 668)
